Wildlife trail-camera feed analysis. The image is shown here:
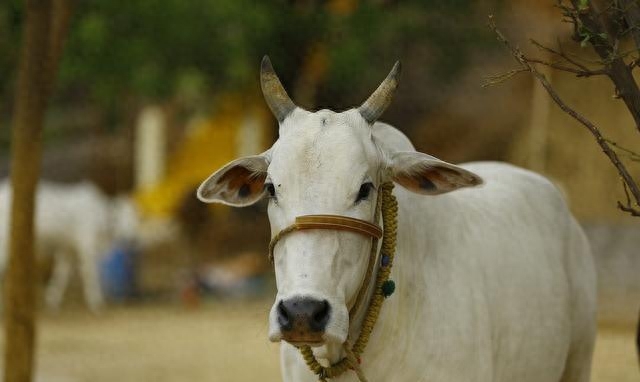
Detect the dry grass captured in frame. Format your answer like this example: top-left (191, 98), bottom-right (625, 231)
top-left (0, 301), bottom-right (637, 381)
top-left (3, 301), bottom-right (282, 382)
top-left (592, 320), bottom-right (639, 382)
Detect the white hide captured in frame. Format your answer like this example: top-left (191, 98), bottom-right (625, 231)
top-left (0, 180), bottom-right (140, 312)
top-left (198, 109), bottom-right (596, 382)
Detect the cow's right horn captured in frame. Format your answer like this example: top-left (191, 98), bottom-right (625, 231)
top-left (358, 61), bottom-right (401, 124)
top-left (261, 55), bottom-right (296, 122)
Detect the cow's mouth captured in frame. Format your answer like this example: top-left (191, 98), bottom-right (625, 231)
top-left (281, 331), bottom-right (325, 347)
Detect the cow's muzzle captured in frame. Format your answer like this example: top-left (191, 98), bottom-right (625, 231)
top-left (277, 297), bottom-right (331, 344)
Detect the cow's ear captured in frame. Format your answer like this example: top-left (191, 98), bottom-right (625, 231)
top-left (197, 155), bottom-right (269, 206)
top-left (388, 151), bottom-right (483, 195)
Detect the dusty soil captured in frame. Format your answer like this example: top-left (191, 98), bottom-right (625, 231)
top-left (0, 300), bottom-right (637, 382)
top-left (2, 301), bottom-right (281, 382)
top-left (592, 322), bottom-right (639, 382)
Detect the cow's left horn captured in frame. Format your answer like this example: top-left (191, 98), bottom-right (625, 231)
top-left (261, 55), bottom-right (297, 122)
top-left (358, 61), bottom-right (401, 124)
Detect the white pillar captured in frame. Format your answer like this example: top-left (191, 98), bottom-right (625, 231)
top-left (135, 106), bottom-right (166, 190)
top-left (236, 110), bottom-right (263, 157)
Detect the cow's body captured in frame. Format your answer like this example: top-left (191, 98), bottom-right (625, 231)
top-left (279, 124), bottom-right (596, 382)
top-left (198, 58), bottom-right (597, 382)
top-left (0, 180), bottom-right (131, 311)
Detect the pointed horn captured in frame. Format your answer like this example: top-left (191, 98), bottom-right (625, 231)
top-left (358, 61), bottom-right (401, 124)
top-left (260, 55), bottom-right (296, 122)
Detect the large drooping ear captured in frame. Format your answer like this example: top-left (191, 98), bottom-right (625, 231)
top-left (197, 155), bottom-right (269, 206)
top-left (388, 151), bottom-right (483, 195)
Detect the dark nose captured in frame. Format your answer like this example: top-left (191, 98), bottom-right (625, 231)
top-left (277, 297), bottom-right (331, 333)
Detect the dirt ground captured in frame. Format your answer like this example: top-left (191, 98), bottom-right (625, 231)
top-left (0, 299), bottom-right (637, 382)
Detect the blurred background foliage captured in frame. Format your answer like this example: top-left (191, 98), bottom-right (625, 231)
top-left (0, 0), bottom-right (499, 150)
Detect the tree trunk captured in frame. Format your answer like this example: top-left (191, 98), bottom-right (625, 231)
top-left (570, 0), bottom-right (640, 133)
top-left (3, 1), bottom-right (72, 381)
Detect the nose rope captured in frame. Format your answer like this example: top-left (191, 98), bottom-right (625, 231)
top-left (269, 183), bottom-right (398, 382)
top-left (268, 215), bottom-right (382, 262)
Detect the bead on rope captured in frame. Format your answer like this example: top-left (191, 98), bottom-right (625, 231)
top-left (381, 254), bottom-right (390, 267)
top-left (381, 280), bottom-right (395, 298)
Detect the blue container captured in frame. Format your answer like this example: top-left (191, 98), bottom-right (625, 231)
top-left (100, 243), bottom-right (138, 301)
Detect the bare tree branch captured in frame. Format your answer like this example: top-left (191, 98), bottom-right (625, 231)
top-left (488, 15), bottom-right (640, 217)
top-left (530, 38), bottom-right (596, 72)
top-left (617, 0), bottom-right (640, 50)
top-left (605, 138), bottom-right (640, 161)
top-left (481, 67), bottom-right (529, 87)
top-left (526, 57), bottom-right (608, 77)
top-left (618, 181), bottom-right (640, 216)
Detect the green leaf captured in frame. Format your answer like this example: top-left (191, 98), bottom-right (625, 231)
top-left (581, 35), bottom-right (591, 47)
top-left (578, 0), bottom-right (589, 11)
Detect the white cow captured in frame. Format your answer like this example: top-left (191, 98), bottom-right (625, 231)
top-left (0, 180), bottom-right (139, 312)
top-left (197, 57), bottom-right (596, 382)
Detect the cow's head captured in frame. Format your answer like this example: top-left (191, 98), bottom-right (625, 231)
top-left (197, 56), bottom-right (482, 348)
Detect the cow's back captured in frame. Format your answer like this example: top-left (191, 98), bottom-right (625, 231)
top-left (0, 181), bottom-right (110, 258)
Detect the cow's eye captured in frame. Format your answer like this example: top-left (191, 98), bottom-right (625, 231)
top-left (264, 183), bottom-right (276, 199)
top-left (356, 182), bottom-right (374, 203)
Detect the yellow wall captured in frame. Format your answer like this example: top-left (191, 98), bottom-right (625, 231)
top-left (136, 97), bottom-right (272, 217)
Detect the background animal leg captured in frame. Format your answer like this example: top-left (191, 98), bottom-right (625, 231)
top-left (44, 250), bottom-right (72, 310)
top-left (79, 256), bottom-right (104, 313)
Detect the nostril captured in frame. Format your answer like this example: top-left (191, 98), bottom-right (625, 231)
top-left (278, 297), bottom-right (331, 334)
top-left (309, 300), bottom-right (330, 332)
top-left (277, 300), bottom-right (292, 331)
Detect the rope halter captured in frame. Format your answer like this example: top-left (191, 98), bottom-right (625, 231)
top-left (268, 215), bottom-right (382, 262)
top-left (267, 182), bottom-right (399, 382)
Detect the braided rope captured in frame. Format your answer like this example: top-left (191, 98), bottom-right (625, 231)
top-left (299, 182), bottom-right (398, 381)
